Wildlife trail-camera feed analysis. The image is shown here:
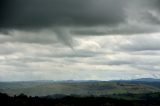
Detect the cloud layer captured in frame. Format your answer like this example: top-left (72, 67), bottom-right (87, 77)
top-left (0, 0), bottom-right (160, 81)
top-left (0, 0), bottom-right (126, 29)
top-left (1, 0), bottom-right (160, 33)
top-left (1, 34), bottom-right (160, 81)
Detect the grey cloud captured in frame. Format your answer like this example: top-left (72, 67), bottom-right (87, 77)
top-left (131, 51), bottom-right (160, 56)
top-left (54, 28), bottom-right (75, 49)
top-left (92, 60), bottom-right (132, 66)
top-left (0, 0), bottom-right (125, 47)
top-left (145, 11), bottom-right (160, 25)
top-left (0, 0), bottom-right (125, 30)
top-left (72, 25), bottom-right (160, 36)
top-left (39, 49), bottom-right (102, 58)
top-left (119, 35), bottom-right (160, 51)
top-left (0, 43), bottom-right (18, 55)
top-left (0, 0), bottom-right (159, 34)
top-left (87, 58), bottom-right (132, 66)
top-left (1, 0), bottom-right (160, 81)
top-left (71, 29), bottom-right (107, 36)
top-left (1, 0), bottom-right (160, 48)
top-left (87, 54), bottom-right (160, 72)
top-left (133, 64), bottom-right (160, 72)
top-left (0, 30), bottom-right (59, 44)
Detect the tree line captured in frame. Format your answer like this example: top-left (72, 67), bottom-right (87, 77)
top-left (0, 92), bottom-right (160, 106)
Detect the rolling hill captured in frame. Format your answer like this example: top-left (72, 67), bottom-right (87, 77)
top-left (0, 79), bottom-right (160, 97)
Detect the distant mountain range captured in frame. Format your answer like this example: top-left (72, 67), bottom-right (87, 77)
top-left (133, 78), bottom-right (160, 82)
top-left (1, 78), bottom-right (160, 83)
top-left (111, 78), bottom-right (160, 82)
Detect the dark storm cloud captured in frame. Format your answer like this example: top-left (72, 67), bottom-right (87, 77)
top-left (0, 0), bottom-right (125, 30)
top-left (0, 0), bottom-right (160, 36)
top-left (0, 0), bottom-right (160, 48)
top-left (155, 0), bottom-right (160, 9)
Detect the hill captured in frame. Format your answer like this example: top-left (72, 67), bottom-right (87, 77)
top-left (0, 80), bottom-right (160, 97)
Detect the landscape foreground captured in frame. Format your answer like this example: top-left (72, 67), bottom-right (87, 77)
top-left (1, 79), bottom-right (160, 106)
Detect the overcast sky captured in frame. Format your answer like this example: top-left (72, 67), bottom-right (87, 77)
top-left (0, 0), bottom-right (160, 81)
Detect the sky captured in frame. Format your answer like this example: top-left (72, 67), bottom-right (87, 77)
top-left (0, 0), bottom-right (160, 81)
